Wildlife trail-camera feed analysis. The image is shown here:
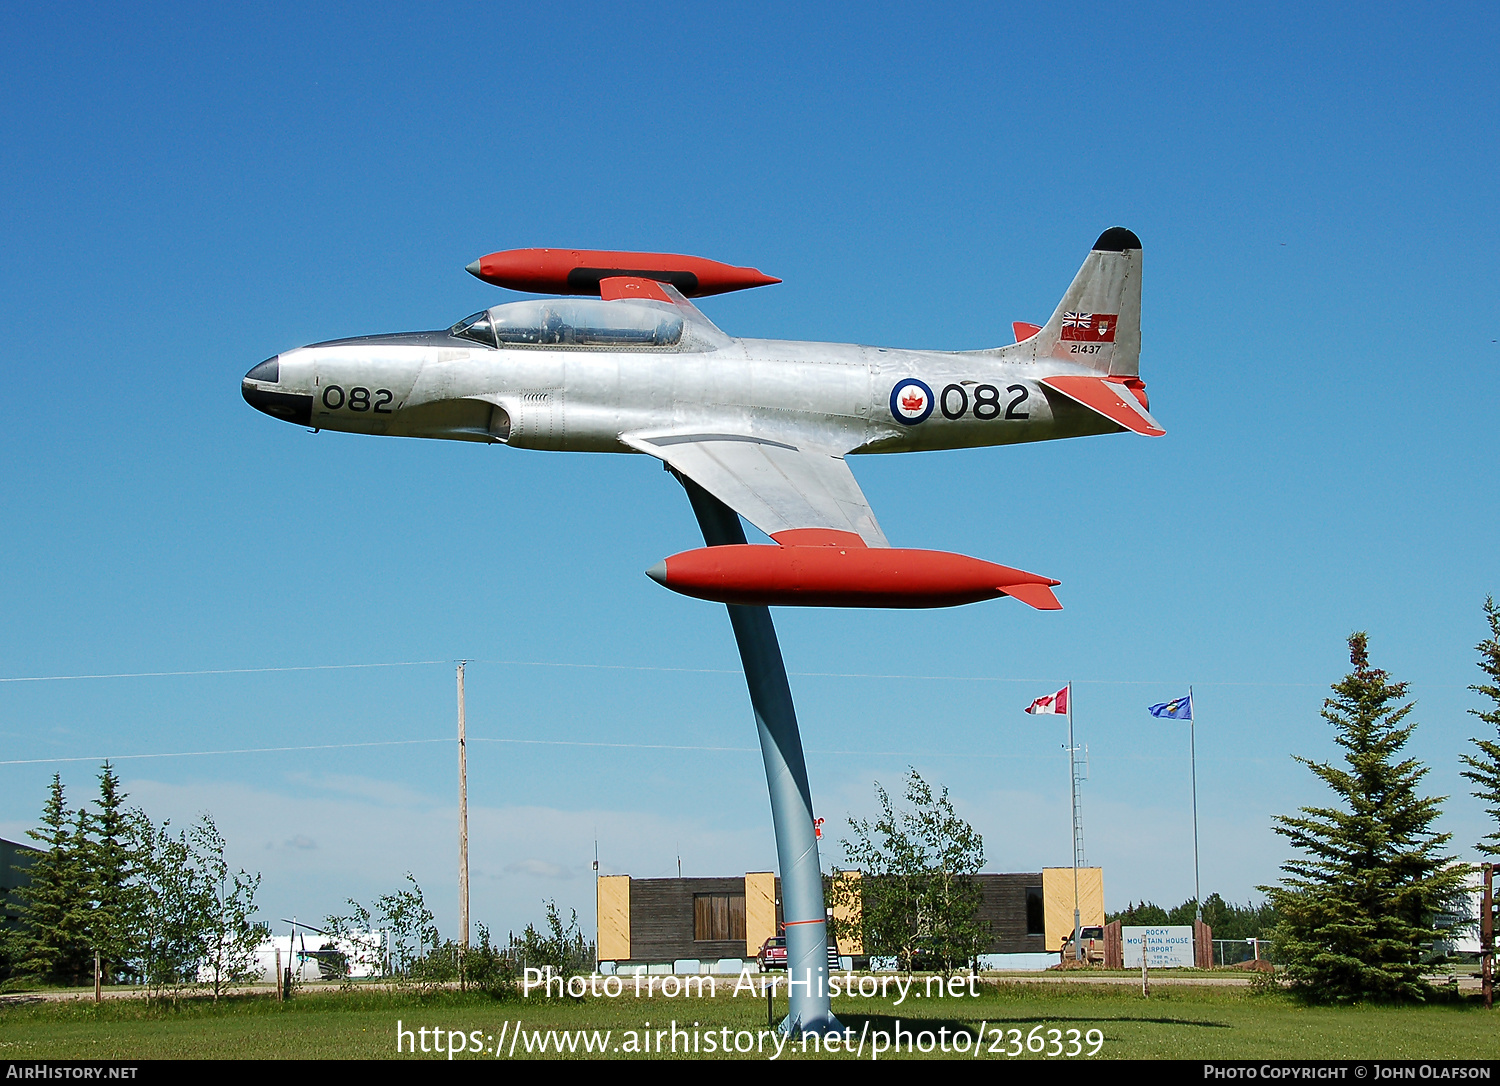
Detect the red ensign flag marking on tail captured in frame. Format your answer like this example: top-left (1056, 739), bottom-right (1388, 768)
top-left (1060, 312), bottom-right (1118, 343)
top-left (1025, 686), bottom-right (1069, 715)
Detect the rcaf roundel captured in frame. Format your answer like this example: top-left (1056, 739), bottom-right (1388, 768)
top-left (890, 378), bottom-right (934, 424)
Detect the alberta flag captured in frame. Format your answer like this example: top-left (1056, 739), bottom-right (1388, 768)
top-left (1148, 694), bottom-right (1193, 720)
top-left (1025, 686), bottom-right (1068, 715)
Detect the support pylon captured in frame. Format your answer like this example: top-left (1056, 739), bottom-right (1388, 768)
top-left (676, 473), bottom-right (839, 1035)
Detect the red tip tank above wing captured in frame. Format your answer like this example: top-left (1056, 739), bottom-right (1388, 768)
top-left (466, 249), bottom-right (780, 298)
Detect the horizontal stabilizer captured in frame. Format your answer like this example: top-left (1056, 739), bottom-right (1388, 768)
top-left (1013, 321), bottom-right (1041, 343)
top-left (1041, 375), bottom-right (1165, 437)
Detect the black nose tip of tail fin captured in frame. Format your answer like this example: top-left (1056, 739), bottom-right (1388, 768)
top-left (1092, 227), bottom-right (1141, 252)
top-left (990, 227), bottom-right (1143, 379)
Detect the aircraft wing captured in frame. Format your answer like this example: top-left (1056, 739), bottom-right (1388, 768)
top-left (622, 432), bottom-right (890, 548)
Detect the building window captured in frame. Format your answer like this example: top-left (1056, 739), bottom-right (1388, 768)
top-left (1025, 886), bottom-right (1044, 936)
top-left (694, 894), bottom-right (746, 941)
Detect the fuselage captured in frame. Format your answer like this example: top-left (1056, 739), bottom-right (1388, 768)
top-left (243, 231), bottom-right (1153, 611)
top-left (242, 328), bottom-right (1120, 455)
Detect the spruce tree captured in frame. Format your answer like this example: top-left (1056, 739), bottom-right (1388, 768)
top-left (1459, 596), bottom-right (1500, 856)
top-left (1263, 632), bottom-right (1468, 1001)
top-left (15, 776), bottom-right (93, 984)
top-left (90, 762), bottom-right (133, 982)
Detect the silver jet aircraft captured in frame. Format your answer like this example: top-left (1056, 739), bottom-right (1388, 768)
top-left (243, 227), bottom-right (1160, 1033)
top-left (243, 228), bottom-right (1159, 608)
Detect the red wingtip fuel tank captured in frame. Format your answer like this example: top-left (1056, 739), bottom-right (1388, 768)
top-left (466, 248), bottom-right (780, 298)
top-left (646, 534), bottom-right (1062, 610)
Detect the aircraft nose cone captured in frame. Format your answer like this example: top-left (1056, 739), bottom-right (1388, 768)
top-left (645, 560), bottom-right (668, 586)
top-left (242, 356), bottom-right (313, 427)
top-left (245, 356), bottom-right (279, 383)
top-left (466, 258), bottom-right (483, 278)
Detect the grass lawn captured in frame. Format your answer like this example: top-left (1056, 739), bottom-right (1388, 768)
top-left (0, 981), bottom-right (1493, 1060)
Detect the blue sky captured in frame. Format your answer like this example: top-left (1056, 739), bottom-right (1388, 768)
top-left (1, 3), bottom-right (1496, 940)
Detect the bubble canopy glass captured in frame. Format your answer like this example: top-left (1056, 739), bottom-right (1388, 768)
top-left (450, 299), bottom-right (684, 348)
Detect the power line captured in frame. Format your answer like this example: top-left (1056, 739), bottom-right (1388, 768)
top-left (0, 733), bottom-right (1122, 768)
top-left (0, 661), bottom-right (447, 684)
top-left (0, 738), bottom-right (452, 766)
top-left (471, 737), bottom-right (1062, 759)
top-left (0, 656), bottom-right (1380, 689)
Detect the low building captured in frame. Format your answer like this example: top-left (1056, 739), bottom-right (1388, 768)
top-left (596, 867), bottom-right (1103, 973)
top-left (0, 837), bottom-right (38, 934)
top-left (209, 932), bottom-right (388, 984)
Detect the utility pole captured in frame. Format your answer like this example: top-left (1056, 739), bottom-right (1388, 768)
top-left (593, 836), bottom-right (600, 972)
top-left (458, 661), bottom-right (469, 951)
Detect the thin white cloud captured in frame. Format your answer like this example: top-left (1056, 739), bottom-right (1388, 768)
top-left (114, 774), bottom-right (772, 941)
top-left (503, 858), bottom-right (573, 880)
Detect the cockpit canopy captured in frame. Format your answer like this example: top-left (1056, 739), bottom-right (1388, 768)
top-left (450, 299), bottom-right (684, 349)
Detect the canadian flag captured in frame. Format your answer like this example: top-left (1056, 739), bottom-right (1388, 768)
top-left (1025, 685), bottom-right (1069, 715)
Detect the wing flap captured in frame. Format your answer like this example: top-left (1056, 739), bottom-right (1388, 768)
top-left (623, 432), bottom-right (890, 548)
top-left (1041, 375), bottom-right (1165, 437)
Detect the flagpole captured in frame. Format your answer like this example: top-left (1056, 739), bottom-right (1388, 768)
top-left (1190, 685), bottom-right (1201, 922)
top-left (1068, 681), bottom-right (1081, 961)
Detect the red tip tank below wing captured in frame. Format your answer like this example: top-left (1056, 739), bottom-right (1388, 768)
top-left (467, 249), bottom-right (780, 298)
top-left (647, 544), bottom-right (1062, 610)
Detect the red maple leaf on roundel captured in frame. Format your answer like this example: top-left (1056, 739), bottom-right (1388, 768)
top-left (901, 390), bottom-right (926, 411)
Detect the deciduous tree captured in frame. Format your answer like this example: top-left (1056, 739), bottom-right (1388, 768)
top-left (193, 815), bottom-right (268, 999)
top-left (377, 873), bottom-right (439, 979)
top-left (832, 768), bottom-right (989, 971)
top-left (124, 811), bottom-right (208, 1002)
top-left (517, 900), bottom-right (593, 979)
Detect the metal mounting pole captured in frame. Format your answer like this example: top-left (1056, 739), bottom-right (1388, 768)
top-left (1190, 685), bottom-right (1201, 923)
top-left (675, 473), bottom-right (838, 1036)
top-left (1067, 682), bottom-right (1082, 960)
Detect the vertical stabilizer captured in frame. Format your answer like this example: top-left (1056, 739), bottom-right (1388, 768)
top-left (992, 228), bottom-right (1142, 377)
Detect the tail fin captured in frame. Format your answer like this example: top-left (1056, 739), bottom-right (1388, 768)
top-left (988, 227), bottom-right (1142, 377)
